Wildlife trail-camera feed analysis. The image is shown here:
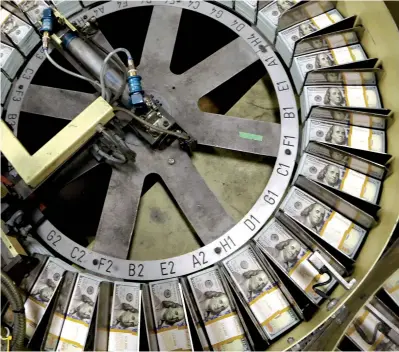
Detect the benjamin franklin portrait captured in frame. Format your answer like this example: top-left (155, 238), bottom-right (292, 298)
top-left (317, 164), bottom-right (342, 188)
top-left (315, 53), bottom-right (335, 69)
top-left (323, 87), bottom-right (346, 107)
top-left (299, 22), bottom-right (317, 37)
top-left (325, 125), bottom-right (348, 145)
top-left (294, 203), bottom-right (326, 233)
top-left (266, 239), bottom-right (302, 271)
top-left (241, 270), bottom-right (270, 300)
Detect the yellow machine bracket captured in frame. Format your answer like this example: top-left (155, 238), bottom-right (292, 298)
top-left (1, 97), bottom-right (114, 188)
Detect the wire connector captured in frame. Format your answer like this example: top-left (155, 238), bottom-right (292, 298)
top-left (40, 8), bottom-right (54, 50)
top-left (127, 74), bottom-right (145, 110)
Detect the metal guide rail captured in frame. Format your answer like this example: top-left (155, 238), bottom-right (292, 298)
top-left (0, 0), bottom-right (397, 351)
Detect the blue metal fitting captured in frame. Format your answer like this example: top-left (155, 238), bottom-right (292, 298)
top-left (127, 75), bottom-right (145, 108)
top-left (62, 32), bottom-right (78, 49)
top-left (40, 8), bottom-right (53, 34)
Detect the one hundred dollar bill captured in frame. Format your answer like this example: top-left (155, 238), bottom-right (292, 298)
top-left (188, 267), bottom-right (251, 351)
top-left (308, 107), bottom-right (387, 130)
top-left (14, 0), bottom-right (49, 26)
top-left (280, 186), bottom-right (367, 258)
top-left (278, 9), bottom-right (343, 51)
top-left (0, 9), bottom-right (31, 44)
top-left (57, 273), bottom-right (102, 352)
top-left (222, 244), bottom-right (300, 339)
top-left (43, 271), bottom-right (78, 351)
top-left (302, 119), bottom-right (386, 153)
top-left (109, 282), bottom-right (141, 352)
top-left (294, 44), bottom-right (367, 79)
top-left (254, 218), bottom-right (335, 303)
top-left (24, 257), bottom-right (68, 340)
top-left (149, 278), bottom-right (192, 351)
top-left (0, 42), bottom-right (24, 79)
top-left (295, 153), bottom-right (381, 204)
top-left (305, 141), bottom-right (386, 180)
top-left (235, 0), bottom-right (258, 23)
top-left (259, 0), bottom-right (301, 26)
top-left (383, 270), bottom-right (399, 307)
top-left (295, 30), bottom-right (359, 57)
top-left (0, 8), bottom-right (40, 54)
top-left (346, 307), bottom-right (398, 351)
top-left (180, 279), bottom-right (210, 350)
top-left (301, 86), bottom-right (382, 121)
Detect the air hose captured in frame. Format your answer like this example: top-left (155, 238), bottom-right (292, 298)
top-left (1, 271), bottom-right (26, 350)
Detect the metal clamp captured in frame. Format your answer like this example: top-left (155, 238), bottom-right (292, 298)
top-left (308, 251), bottom-right (356, 291)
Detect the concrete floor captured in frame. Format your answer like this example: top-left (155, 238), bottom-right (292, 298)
top-left (128, 75), bottom-right (280, 260)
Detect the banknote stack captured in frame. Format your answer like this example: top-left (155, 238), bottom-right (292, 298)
top-left (109, 282), bottom-right (141, 352)
top-left (308, 107), bottom-right (389, 130)
top-left (141, 285), bottom-right (159, 351)
top-left (345, 307), bottom-right (398, 351)
top-left (254, 218), bottom-right (336, 304)
top-left (149, 278), bottom-right (192, 351)
top-left (3, 254), bottom-right (48, 327)
top-left (52, 0), bottom-right (83, 18)
top-left (305, 141), bottom-right (388, 181)
top-left (1, 42), bottom-right (24, 79)
top-left (294, 29), bottom-right (360, 59)
top-left (295, 153), bottom-right (382, 204)
top-left (222, 244), bottom-right (300, 339)
top-left (42, 271), bottom-right (78, 351)
top-left (180, 279), bottom-right (211, 351)
top-left (14, 0), bottom-right (50, 28)
top-left (235, 0), bottom-right (258, 23)
top-left (257, 0), bottom-right (300, 43)
top-left (291, 44), bottom-right (368, 92)
top-left (275, 9), bottom-right (344, 66)
top-left (56, 273), bottom-right (102, 351)
top-left (188, 266), bottom-right (251, 351)
top-left (0, 8), bottom-right (40, 55)
top-left (1, 73), bottom-right (12, 105)
top-left (383, 270), bottom-right (399, 307)
top-left (280, 186), bottom-right (367, 259)
top-left (24, 257), bottom-right (70, 341)
top-left (300, 86), bottom-right (382, 121)
top-left (301, 119), bottom-right (386, 154)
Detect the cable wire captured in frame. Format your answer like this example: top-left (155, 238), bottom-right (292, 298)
top-left (113, 107), bottom-right (190, 140)
top-left (88, 38), bottom-right (127, 103)
top-left (1, 271), bottom-right (26, 351)
top-left (100, 48), bottom-right (133, 102)
top-left (44, 49), bottom-right (103, 92)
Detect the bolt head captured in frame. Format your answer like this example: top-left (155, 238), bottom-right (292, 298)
top-left (168, 158), bottom-right (175, 165)
top-left (163, 121), bottom-right (169, 127)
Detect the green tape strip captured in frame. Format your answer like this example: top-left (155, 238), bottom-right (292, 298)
top-left (239, 132), bottom-right (263, 142)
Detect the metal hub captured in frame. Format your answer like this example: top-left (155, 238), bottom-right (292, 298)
top-left (4, 1), bottom-right (299, 280)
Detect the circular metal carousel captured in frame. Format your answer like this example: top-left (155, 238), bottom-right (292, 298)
top-left (1, 1), bottom-right (398, 351)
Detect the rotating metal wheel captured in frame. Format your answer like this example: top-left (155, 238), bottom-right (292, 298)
top-left (4, 1), bottom-right (298, 280)
top-left (2, 1), bottom-right (399, 351)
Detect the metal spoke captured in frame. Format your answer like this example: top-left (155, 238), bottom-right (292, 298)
top-left (139, 6), bottom-right (182, 74)
top-left (175, 37), bottom-right (259, 100)
top-left (21, 85), bottom-right (95, 120)
top-left (154, 143), bottom-right (235, 245)
top-left (90, 29), bottom-right (115, 53)
top-left (93, 162), bottom-right (146, 259)
top-left (187, 111), bottom-right (281, 157)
